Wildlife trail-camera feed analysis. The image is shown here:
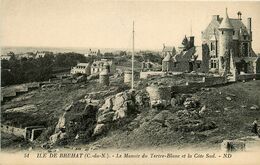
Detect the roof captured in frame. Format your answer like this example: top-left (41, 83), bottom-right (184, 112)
top-left (92, 59), bottom-right (113, 68)
top-left (209, 34), bottom-right (217, 41)
top-left (182, 47), bottom-right (196, 60)
top-left (219, 9), bottom-right (233, 30)
top-left (229, 19), bottom-right (247, 31)
top-left (194, 46), bottom-right (203, 61)
top-left (37, 52), bottom-right (46, 55)
top-left (77, 63), bottom-right (90, 67)
top-left (162, 46), bottom-right (175, 52)
top-left (162, 54), bottom-right (171, 62)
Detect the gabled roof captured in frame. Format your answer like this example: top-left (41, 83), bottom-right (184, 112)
top-left (219, 9), bottom-right (233, 30)
top-left (162, 54), bottom-right (171, 62)
top-left (229, 19), bottom-right (247, 31)
top-left (194, 46), bottom-right (203, 61)
top-left (162, 46), bottom-right (175, 52)
top-left (77, 63), bottom-right (90, 67)
top-left (209, 35), bottom-right (217, 41)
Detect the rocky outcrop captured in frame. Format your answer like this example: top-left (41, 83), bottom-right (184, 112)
top-left (221, 140), bottom-right (246, 152)
top-left (183, 96), bottom-right (200, 109)
top-left (93, 90), bottom-right (137, 136)
top-left (50, 102), bottom-right (98, 145)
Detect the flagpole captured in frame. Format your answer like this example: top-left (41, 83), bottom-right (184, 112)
top-left (131, 21), bottom-right (134, 90)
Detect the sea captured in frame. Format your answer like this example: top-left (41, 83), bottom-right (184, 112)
top-left (0, 46), bottom-right (159, 55)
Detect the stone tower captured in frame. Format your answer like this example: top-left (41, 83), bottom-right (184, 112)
top-left (218, 8), bottom-right (234, 75)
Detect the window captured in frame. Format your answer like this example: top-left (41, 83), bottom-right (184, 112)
top-left (233, 31), bottom-right (235, 35)
top-left (242, 42), bottom-right (249, 57)
top-left (222, 31), bottom-right (224, 35)
top-left (210, 59), bottom-right (217, 68)
top-left (173, 62), bottom-right (177, 67)
top-left (210, 42), bottom-right (215, 51)
top-left (197, 63), bottom-right (201, 68)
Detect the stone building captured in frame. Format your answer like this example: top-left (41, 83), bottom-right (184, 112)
top-left (70, 63), bottom-right (91, 75)
top-left (202, 9), bottom-right (260, 75)
top-left (161, 9), bottom-right (260, 75)
top-left (162, 36), bottom-right (210, 73)
top-left (84, 49), bottom-right (101, 57)
top-left (0, 55), bottom-right (11, 61)
top-left (35, 52), bottom-right (46, 58)
top-left (162, 45), bottom-right (176, 58)
top-left (91, 59), bottom-right (116, 75)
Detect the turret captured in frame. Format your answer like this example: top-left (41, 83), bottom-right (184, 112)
top-left (218, 8), bottom-right (234, 74)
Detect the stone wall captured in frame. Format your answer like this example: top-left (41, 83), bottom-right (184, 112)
top-left (237, 74), bottom-right (256, 81)
top-left (1, 82), bottom-right (40, 101)
top-left (203, 76), bottom-right (227, 86)
top-left (1, 124), bottom-right (26, 138)
top-left (140, 71), bottom-right (166, 79)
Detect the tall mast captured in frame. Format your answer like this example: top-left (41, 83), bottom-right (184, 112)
top-left (131, 21), bottom-right (134, 89)
top-left (190, 20), bottom-right (193, 36)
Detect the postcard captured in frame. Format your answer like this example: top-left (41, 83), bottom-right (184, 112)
top-left (1, 0), bottom-right (260, 165)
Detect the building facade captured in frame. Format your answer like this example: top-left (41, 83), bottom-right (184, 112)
top-left (201, 9), bottom-right (260, 75)
top-left (70, 63), bottom-right (91, 75)
top-left (0, 55), bottom-right (11, 61)
top-left (162, 36), bottom-right (210, 73)
top-left (161, 9), bottom-right (260, 75)
top-left (91, 59), bottom-right (116, 75)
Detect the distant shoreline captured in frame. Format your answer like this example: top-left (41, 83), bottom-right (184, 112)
top-left (0, 46), bottom-right (161, 55)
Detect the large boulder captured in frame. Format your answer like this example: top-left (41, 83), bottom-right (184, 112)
top-left (50, 102), bottom-right (98, 144)
top-left (221, 140), bottom-right (246, 152)
top-left (55, 112), bottom-right (66, 132)
top-left (93, 124), bottom-right (107, 136)
top-left (183, 96), bottom-right (200, 109)
top-left (97, 111), bottom-right (115, 123)
top-left (49, 131), bottom-right (67, 144)
top-left (93, 90), bottom-right (137, 136)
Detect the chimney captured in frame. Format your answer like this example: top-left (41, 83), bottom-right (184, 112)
top-left (212, 15), bottom-right (220, 22)
top-left (237, 11), bottom-right (242, 20)
top-left (189, 36), bottom-right (195, 48)
top-left (247, 18), bottom-right (252, 38)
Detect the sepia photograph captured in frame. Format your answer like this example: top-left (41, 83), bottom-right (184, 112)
top-left (0, 0), bottom-right (260, 164)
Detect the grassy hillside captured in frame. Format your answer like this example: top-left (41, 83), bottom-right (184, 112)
top-left (1, 79), bottom-right (260, 150)
top-left (88, 80), bottom-right (260, 149)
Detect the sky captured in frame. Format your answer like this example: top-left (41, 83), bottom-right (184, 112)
top-left (1, 0), bottom-right (260, 52)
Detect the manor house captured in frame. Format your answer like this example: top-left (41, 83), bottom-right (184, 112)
top-left (162, 9), bottom-right (260, 76)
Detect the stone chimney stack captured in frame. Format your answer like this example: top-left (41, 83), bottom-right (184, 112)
top-left (237, 11), bottom-right (242, 20)
top-left (212, 15), bottom-right (220, 22)
top-left (247, 18), bottom-right (252, 40)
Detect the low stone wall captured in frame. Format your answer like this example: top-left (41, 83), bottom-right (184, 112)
top-left (202, 76), bottom-right (227, 86)
top-left (237, 74), bottom-right (256, 81)
top-left (26, 82), bottom-right (40, 89)
top-left (172, 76), bottom-right (227, 93)
top-left (1, 124), bottom-right (26, 138)
top-left (140, 71), bottom-right (165, 79)
top-left (171, 85), bottom-right (194, 93)
top-left (1, 82), bottom-right (40, 101)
